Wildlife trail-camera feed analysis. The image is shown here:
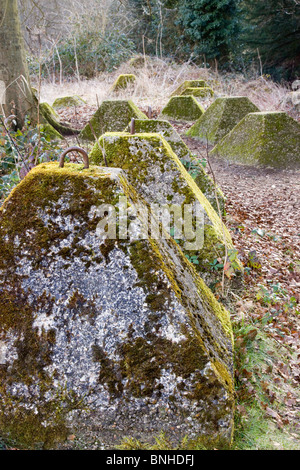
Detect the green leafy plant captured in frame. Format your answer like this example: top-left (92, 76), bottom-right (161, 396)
top-left (0, 117), bottom-right (62, 201)
top-left (180, 156), bottom-right (207, 180)
top-left (185, 253), bottom-right (200, 265)
top-left (209, 257), bottom-right (224, 271)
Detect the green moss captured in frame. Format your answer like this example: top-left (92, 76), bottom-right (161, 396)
top-left (52, 95), bottom-right (87, 109)
top-left (0, 160), bottom-right (234, 448)
top-left (38, 123), bottom-right (63, 140)
top-left (131, 118), bottom-right (191, 160)
top-left (186, 96), bottom-right (260, 145)
top-left (170, 80), bottom-right (208, 97)
top-left (129, 119), bottom-right (225, 214)
top-left (89, 132), bottom-right (241, 284)
top-left (160, 96), bottom-right (205, 122)
top-left (39, 102), bottom-right (78, 136)
top-left (0, 163), bottom-right (121, 264)
top-left (111, 74), bottom-right (137, 91)
top-left (181, 87), bottom-right (214, 98)
top-left (117, 328), bottom-right (208, 399)
top-left (211, 111), bottom-right (300, 168)
top-left (79, 99), bottom-right (148, 141)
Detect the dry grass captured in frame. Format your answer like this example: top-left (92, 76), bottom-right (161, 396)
top-left (38, 58), bottom-right (298, 120)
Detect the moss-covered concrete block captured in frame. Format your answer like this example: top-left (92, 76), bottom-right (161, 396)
top-left (89, 133), bottom-right (240, 282)
top-left (186, 96), bottom-right (260, 145)
top-left (211, 111), bottom-right (300, 168)
top-left (52, 95), bottom-right (87, 109)
top-left (171, 80), bottom-right (208, 97)
top-left (128, 55), bottom-right (147, 68)
top-left (79, 99), bottom-right (148, 141)
top-left (0, 161), bottom-right (234, 449)
top-left (111, 74), bottom-right (137, 92)
top-left (39, 102), bottom-right (78, 137)
top-left (129, 119), bottom-right (225, 214)
top-left (38, 123), bottom-right (63, 140)
top-left (181, 87), bottom-right (214, 98)
top-left (160, 96), bottom-right (205, 122)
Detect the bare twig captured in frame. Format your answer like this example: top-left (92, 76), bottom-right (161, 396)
top-left (88, 121), bottom-right (108, 166)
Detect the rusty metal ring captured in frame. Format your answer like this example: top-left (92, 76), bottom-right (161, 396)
top-left (59, 147), bottom-right (89, 169)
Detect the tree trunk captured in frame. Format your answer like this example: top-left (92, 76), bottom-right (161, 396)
top-left (0, 0), bottom-right (36, 128)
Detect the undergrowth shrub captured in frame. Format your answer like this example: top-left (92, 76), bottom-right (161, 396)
top-left (0, 117), bottom-right (62, 201)
top-left (35, 29), bottom-right (136, 80)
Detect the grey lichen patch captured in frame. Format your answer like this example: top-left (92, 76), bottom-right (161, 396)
top-left (186, 96), bottom-right (260, 145)
top-left (0, 161), bottom-right (234, 449)
top-left (89, 132), bottom-right (238, 283)
top-left (130, 118), bottom-right (192, 160)
top-left (211, 111), bottom-right (300, 169)
top-left (128, 119), bottom-right (225, 214)
top-left (110, 74), bottom-right (137, 92)
top-left (160, 96), bottom-right (205, 122)
top-left (52, 95), bottom-right (87, 109)
top-left (170, 80), bottom-right (208, 97)
top-left (79, 99), bottom-right (148, 141)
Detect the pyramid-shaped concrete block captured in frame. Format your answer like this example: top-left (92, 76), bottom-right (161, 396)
top-left (186, 96), bottom-right (260, 145)
top-left (110, 73), bottom-right (137, 92)
top-left (181, 87), bottom-right (214, 98)
top-left (0, 162), bottom-right (234, 449)
top-left (160, 95), bottom-right (205, 122)
top-left (79, 99), bottom-right (148, 141)
top-left (211, 111), bottom-right (300, 168)
top-left (89, 132), bottom-right (240, 282)
top-left (52, 95), bottom-right (87, 109)
top-left (127, 119), bottom-right (225, 214)
top-left (170, 80), bottom-right (208, 97)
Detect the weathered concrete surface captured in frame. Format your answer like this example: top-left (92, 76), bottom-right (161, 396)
top-left (211, 111), bottom-right (300, 169)
top-left (186, 96), bottom-right (260, 145)
top-left (170, 80), bottom-right (208, 97)
top-left (89, 133), bottom-right (241, 283)
top-left (52, 95), bottom-right (87, 109)
top-left (0, 162), bottom-right (234, 450)
top-left (79, 99), bottom-right (148, 141)
top-left (181, 87), bottom-right (214, 99)
top-left (126, 119), bottom-right (225, 214)
top-left (160, 96), bottom-right (205, 122)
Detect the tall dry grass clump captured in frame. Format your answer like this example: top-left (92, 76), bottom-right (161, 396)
top-left (39, 58), bottom-right (298, 120)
